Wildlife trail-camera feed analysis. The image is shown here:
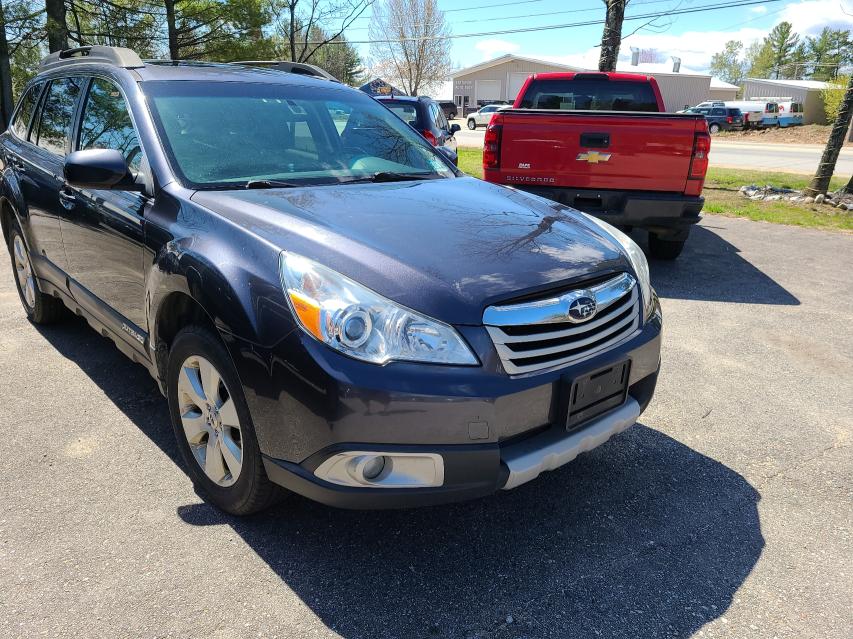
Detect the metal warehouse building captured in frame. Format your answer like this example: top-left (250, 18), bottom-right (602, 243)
top-left (741, 78), bottom-right (831, 124)
top-left (614, 59), bottom-right (713, 112)
top-left (450, 54), bottom-right (583, 114)
top-left (709, 77), bottom-right (740, 101)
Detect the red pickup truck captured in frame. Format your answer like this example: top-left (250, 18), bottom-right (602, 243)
top-left (482, 72), bottom-right (711, 259)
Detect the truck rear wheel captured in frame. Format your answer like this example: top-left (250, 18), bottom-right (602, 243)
top-left (648, 232), bottom-right (686, 260)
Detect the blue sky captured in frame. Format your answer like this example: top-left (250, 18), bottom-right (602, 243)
top-left (346, 0), bottom-right (853, 81)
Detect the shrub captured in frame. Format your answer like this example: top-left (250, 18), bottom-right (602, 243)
top-left (822, 76), bottom-right (850, 122)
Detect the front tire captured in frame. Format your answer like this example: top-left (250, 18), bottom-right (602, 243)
top-left (7, 224), bottom-right (65, 324)
top-left (648, 232), bottom-right (686, 260)
top-left (467, 119), bottom-right (476, 130)
top-left (167, 325), bottom-right (281, 515)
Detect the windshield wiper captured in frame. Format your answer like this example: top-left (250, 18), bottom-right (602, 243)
top-left (366, 171), bottom-right (439, 183)
top-left (244, 179), bottom-right (303, 189)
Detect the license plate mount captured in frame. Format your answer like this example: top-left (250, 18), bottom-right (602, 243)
top-left (564, 360), bottom-right (631, 431)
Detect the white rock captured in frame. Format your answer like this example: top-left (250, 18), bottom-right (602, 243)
top-left (803, 196), bottom-right (814, 203)
top-left (815, 193), bottom-right (825, 204)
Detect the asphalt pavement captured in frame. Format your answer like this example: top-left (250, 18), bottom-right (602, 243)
top-left (1, 215), bottom-right (851, 638)
top-left (452, 127), bottom-right (853, 175)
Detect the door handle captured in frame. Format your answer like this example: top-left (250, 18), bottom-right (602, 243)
top-left (58, 187), bottom-right (77, 209)
top-left (580, 132), bottom-right (610, 148)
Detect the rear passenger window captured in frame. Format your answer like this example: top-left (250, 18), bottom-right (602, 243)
top-left (10, 83), bottom-right (42, 140)
top-left (35, 77), bottom-right (84, 156)
top-left (79, 78), bottom-right (143, 172)
top-left (518, 79), bottom-right (659, 112)
top-left (711, 108), bottom-right (725, 116)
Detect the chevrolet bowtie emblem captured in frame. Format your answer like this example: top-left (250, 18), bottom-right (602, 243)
top-left (577, 151), bottom-right (612, 163)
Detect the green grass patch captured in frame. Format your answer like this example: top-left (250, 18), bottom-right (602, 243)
top-left (705, 168), bottom-right (845, 192)
top-left (455, 147), bottom-right (850, 231)
top-left (457, 147), bottom-right (483, 178)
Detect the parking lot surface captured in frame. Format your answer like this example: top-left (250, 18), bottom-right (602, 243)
top-left (1, 215), bottom-right (851, 638)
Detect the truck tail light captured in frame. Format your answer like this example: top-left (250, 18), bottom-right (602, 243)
top-left (483, 115), bottom-right (503, 169)
top-left (421, 129), bottom-right (437, 145)
top-left (689, 132), bottom-right (711, 179)
top-left (726, 115), bottom-right (733, 124)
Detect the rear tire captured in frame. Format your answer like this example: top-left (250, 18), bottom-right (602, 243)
top-left (7, 223), bottom-right (65, 324)
top-left (467, 119), bottom-right (476, 130)
top-left (167, 325), bottom-right (282, 515)
top-left (708, 123), bottom-right (720, 134)
top-left (648, 232), bottom-right (686, 260)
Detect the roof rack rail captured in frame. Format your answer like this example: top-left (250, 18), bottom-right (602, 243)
top-left (233, 60), bottom-right (339, 82)
top-left (39, 46), bottom-right (144, 72)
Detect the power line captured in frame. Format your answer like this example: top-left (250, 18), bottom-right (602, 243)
top-left (319, 0), bottom-right (784, 45)
top-left (349, 0), bottom-right (550, 20)
top-left (345, 0), bottom-right (680, 32)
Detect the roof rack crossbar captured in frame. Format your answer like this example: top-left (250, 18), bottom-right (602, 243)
top-left (39, 46), bottom-right (144, 72)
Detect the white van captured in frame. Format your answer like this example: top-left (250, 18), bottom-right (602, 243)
top-left (726, 100), bottom-right (780, 128)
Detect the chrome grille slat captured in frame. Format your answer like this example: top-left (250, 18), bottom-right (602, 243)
top-left (486, 288), bottom-right (638, 344)
top-left (484, 273), bottom-right (641, 375)
top-left (494, 310), bottom-right (638, 360)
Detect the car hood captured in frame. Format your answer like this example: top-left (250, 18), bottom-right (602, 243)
top-left (191, 177), bottom-right (632, 325)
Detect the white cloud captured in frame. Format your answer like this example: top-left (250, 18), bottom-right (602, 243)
top-left (490, 0), bottom-right (853, 77)
top-left (749, 6), bottom-right (767, 14)
top-left (779, 0), bottom-right (853, 35)
top-left (532, 26), bottom-right (768, 74)
top-left (474, 39), bottom-right (521, 60)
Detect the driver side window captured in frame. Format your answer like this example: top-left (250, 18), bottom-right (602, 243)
top-left (78, 78), bottom-right (143, 172)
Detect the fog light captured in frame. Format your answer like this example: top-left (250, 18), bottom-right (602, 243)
top-left (362, 455), bottom-right (386, 480)
top-left (314, 451), bottom-right (444, 488)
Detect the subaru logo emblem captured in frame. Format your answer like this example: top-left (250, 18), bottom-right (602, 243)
top-left (568, 295), bottom-right (597, 322)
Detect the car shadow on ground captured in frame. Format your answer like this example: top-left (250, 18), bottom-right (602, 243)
top-left (37, 314), bottom-right (764, 639)
top-left (643, 224), bottom-right (799, 305)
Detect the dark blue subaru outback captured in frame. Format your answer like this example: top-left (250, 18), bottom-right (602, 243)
top-left (1, 47), bottom-right (661, 513)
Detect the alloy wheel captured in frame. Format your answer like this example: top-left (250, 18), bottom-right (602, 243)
top-left (176, 355), bottom-right (243, 487)
top-left (12, 234), bottom-right (36, 310)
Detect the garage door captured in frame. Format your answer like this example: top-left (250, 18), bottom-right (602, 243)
top-left (476, 79), bottom-right (501, 103)
top-left (508, 73), bottom-right (531, 102)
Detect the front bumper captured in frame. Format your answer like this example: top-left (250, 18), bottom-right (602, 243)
top-left (231, 302), bottom-right (662, 509)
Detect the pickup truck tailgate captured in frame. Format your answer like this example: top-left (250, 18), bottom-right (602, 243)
top-left (495, 110), bottom-right (703, 193)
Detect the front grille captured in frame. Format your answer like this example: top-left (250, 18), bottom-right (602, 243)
top-left (484, 273), bottom-right (641, 375)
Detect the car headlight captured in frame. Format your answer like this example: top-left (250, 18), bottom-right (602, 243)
top-left (280, 252), bottom-right (478, 366)
top-left (580, 214), bottom-right (655, 319)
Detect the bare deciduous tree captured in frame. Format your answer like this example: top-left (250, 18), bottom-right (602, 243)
top-left (368, 0), bottom-right (451, 96)
top-left (273, 0), bottom-right (373, 63)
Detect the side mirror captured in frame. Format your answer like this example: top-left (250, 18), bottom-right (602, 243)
top-left (435, 145), bottom-right (458, 166)
top-left (64, 149), bottom-right (141, 191)
top-left (450, 123), bottom-right (461, 134)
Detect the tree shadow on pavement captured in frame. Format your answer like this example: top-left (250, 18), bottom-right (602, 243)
top-left (36, 306), bottom-right (764, 639)
top-left (644, 225), bottom-right (799, 305)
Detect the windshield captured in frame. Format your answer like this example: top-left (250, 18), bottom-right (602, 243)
top-left (143, 81), bottom-right (455, 189)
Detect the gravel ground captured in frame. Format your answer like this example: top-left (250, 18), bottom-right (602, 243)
top-left (1, 215), bottom-right (851, 639)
